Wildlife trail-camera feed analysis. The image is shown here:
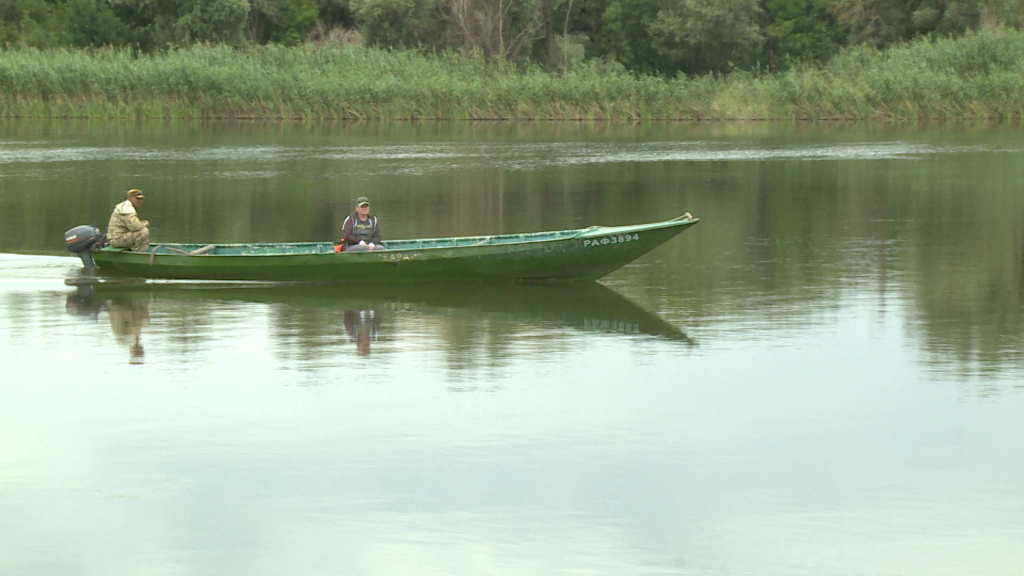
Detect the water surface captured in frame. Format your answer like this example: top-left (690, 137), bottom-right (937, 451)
top-left (1, 120), bottom-right (1023, 576)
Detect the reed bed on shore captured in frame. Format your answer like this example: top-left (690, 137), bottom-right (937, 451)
top-left (2, 28), bottom-right (1023, 121)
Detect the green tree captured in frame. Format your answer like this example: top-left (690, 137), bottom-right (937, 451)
top-left (64, 0), bottom-right (131, 47)
top-left (980, 0), bottom-right (1024, 28)
top-left (249, 0), bottom-right (319, 45)
top-left (593, 0), bottom-right (662, 73)
top-left (831, 0), bottom-right (1024, 48)
top-left (447, 0), bottom-right (547, 62)
top-left (100, 0), bottom-right (249, 49)
top-left (538, 0), bottom-right (589, 70)
top-left (764, 0), bottom-right (842, 68)
top-left (908, 0), bottom-right (1024, 35)
top-left (349, 0), bottom-right (445, 49)
top-left (312, 0), bottom-right (357, 39)
top-left (831, 0), bottom-right (915, 47)
top-left (648, 0), bottom-right (765, 75)
top-left (0, 0), bottom-right (61, 47)
top-left (105, 0), bottom-right (159, 50)
top-left (318, 0), bottom-right (355, 24)
top-left (169, 0), bottom-right (249, 46)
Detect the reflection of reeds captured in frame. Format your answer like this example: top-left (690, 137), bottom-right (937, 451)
top-left (2, 29), bottom-right (1023, 121)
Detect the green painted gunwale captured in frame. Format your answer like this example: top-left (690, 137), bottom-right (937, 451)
top-left (91, 215), bottom-right (699, 282)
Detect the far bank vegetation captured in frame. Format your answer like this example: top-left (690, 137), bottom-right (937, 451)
top-left (2, 0), bottom-right (1023, 120)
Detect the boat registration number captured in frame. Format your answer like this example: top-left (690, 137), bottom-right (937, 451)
top-left (582, 233), bottom-right (640, 248)
top-left (381, 252), bottom-right (419, 262)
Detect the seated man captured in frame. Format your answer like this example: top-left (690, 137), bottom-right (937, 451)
top-left (107, 188), bottom-right (150, 252)
top-left (337, 196), bottom-right (383, 251)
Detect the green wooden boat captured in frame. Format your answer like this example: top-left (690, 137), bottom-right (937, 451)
top-left (86, 214), bottom-right (699, 282)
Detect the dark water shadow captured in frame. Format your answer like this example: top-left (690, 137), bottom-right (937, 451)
top-left (65, 278), bottom-right (694, 346)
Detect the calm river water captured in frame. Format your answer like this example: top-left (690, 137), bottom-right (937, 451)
top-left (2, 120), bottom-right (1023, 575)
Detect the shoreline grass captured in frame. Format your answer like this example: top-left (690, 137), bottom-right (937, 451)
top-left (2, 28), bottom-right (1023, 121)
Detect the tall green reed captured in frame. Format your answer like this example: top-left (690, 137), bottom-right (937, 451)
top-left (2, 30), bottom-right (1023, 120)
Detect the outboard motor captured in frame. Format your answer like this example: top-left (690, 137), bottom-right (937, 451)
top-left (64, 225), bottom-right (104, 269)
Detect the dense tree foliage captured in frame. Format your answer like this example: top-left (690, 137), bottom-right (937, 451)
top-left (2, 0), bottom-right (1023, 76)
top-left (766, 0), bottom-right (841, 68)
top-left (648, 0), bottom-right (765, 75)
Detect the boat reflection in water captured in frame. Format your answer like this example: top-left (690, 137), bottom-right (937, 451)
top-left (345, 309), bottom-right (381, 356)
top-left (65, 278), bottom-right (694, 363)
top-left (66, 283), bottom-right (152, 363)
top-left (108, 295), bottom-right (150, 363)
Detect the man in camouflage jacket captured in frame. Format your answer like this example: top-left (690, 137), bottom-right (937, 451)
top-left (107, 188), bottom-right (150, 252)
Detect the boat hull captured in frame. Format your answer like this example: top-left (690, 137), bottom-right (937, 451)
top-left (91, 216), bottom-right (699, 282)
